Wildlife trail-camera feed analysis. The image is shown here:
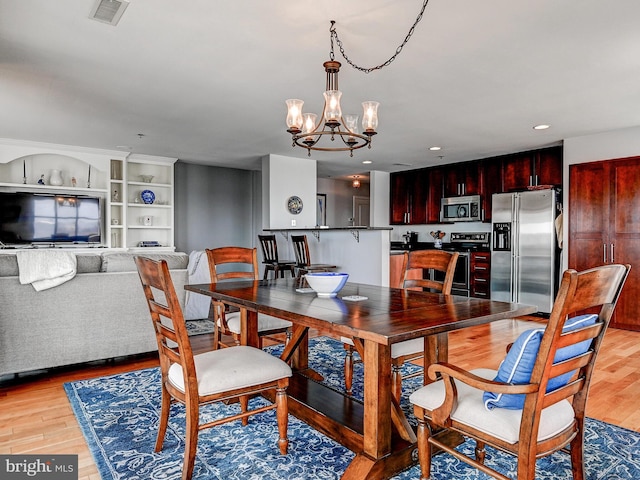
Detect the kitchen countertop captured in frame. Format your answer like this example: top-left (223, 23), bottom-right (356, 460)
top-left (390, 241), bottom-right (490, 253)
top-left (265, 226), bottom-right (393, 231)
top-left (390, 241), bottom-right (451, 251)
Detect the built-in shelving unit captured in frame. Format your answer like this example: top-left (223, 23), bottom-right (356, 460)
top-left (109, 159), bottom-right (125, 248)
top-left (123, 154), bottom-right (175, 251)
top-left (0, 140), bottom-right (177, 251)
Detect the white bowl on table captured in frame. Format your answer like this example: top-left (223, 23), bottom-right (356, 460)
top-left (304, 272), bottom-right (349, 297)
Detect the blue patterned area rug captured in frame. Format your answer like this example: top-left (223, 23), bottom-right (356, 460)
top-left (185, 318), bottom-right (215, 336)
top-left (65, 336), bottom-right (640, 480)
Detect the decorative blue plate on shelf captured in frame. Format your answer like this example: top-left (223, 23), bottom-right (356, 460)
top-left (140, 190), bottom-right (155, 204)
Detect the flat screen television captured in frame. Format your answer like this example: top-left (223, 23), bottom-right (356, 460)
top-left (0, 192), bottom-right (102, 246)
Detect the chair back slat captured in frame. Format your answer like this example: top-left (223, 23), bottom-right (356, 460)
top-left (548, 351), bottom-right (592, 382)
top-left (401, 250), bottom-right (459, 294)
top-left (556, 323), bottom-right (602, 349)
top-left (542, 377), bottom-right (585, 408)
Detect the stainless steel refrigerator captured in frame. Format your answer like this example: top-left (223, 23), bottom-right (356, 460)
top-left (490, 189), bottom-right (559, 314)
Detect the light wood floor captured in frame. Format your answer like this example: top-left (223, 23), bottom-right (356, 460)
top-left (1, 318), bottom-right (639, 480)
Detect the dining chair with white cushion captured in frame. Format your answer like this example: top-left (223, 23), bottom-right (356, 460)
top-left (135, 255), bottom-right (292, 480)
top-left (410, 263), bottom-right (630, 480)
top-left (342, 249), bottom-right (459, 400)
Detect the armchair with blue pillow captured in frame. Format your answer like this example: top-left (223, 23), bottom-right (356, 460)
top-left (409, 263), bottom-right (630, 480)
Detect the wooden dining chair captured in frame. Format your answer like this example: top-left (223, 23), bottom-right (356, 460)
top-left (258, 234), bottom-right (296, 279)
top-left (290, 234), bottom-right (337, 279)
top-left (134, 255), bottom-right (292, 480)
top-left (205, 246), bottom-right (292, 349)
top-left (410, 263), bottom-right (630, 480)
top-left (342, 249), bottom-right (459, 399)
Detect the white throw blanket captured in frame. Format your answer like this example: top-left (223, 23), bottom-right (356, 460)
top-left (16, 250), bottom-right (77, 291)
top-left (184, 250), bottom-right (212, 320)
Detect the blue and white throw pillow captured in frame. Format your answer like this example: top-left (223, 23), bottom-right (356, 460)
top-left (483, 314), bottom-right (598, 410)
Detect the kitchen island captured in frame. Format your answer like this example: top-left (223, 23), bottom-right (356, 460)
top-left (264, 227), bottom-right (392, 286)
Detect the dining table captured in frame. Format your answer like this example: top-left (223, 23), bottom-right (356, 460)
top-left (185, 277), bottom-right (537, 479)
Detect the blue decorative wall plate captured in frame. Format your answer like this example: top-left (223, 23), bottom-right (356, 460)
top-left (287, 195), bottom-right (303, 214)
top-left (140, 190), bottom-right (155, 204)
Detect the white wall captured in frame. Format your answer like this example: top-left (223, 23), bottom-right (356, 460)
top-left (261, 154), bottom-right (317, 229)
top-left (317, 177), bottom-right (370, 227)
top-left (370, 171), bottom-right (390, 228)
top-left (278, 229), bottom-right (391, 287)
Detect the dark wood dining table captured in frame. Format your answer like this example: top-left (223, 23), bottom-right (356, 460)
top-left (185, 278), bottom-right (537, 479)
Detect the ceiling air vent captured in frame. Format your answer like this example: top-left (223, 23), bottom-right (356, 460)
top-left (89, 0), bottom-right (129, 26)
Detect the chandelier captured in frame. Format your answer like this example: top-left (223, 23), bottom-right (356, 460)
top-left (285, 2), bottom-right (430, 157)
top-left (285, 23), bottom-right (378, 158)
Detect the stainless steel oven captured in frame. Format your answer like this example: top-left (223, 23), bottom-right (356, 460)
top-left (431, 232), bottom-right (490, 297)
top-left (432, 252), bottom-right (470, 297)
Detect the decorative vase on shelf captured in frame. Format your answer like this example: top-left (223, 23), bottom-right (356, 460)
top-left (49, 169), bottom-right (63, 186)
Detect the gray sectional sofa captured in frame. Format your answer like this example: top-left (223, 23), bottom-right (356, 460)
top-left (0, 251), bottom-right (190, 377)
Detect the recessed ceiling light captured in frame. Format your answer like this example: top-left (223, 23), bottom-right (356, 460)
top-left (429, 146), bottom-right (442, 151)
top-left (533, 124), bottom-right (550, 130)
top-left (362, 160), bottom-right (372, 164)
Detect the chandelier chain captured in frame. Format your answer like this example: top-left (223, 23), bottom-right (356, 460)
top-left (330, 0), bottom-right (430, 74)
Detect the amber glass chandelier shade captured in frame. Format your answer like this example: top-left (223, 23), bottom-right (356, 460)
top-left (344, 114), bottom-right (359, 134)
top-left (362, 101), bottom-right (379, 132)
top-left (323, 90), bottom-right (342, 124)
top-left (286, 99), bottom-right (304, 131)
top-left (302, 113), bottom-right (318, 135)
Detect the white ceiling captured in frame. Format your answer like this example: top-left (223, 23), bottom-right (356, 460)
top-left (2, 0), bottom-right (640, 180)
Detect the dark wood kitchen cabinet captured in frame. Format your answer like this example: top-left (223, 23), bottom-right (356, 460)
top-left (470, 251), bottom-right (491, 298)
top-left (390, 146), bottom-right (562, 225)
top-left (502, 146), bottom-right (562, 192)
top-left (390, 169), bottom-right (427, 225)
top-left (442, 160), bottom-right (480, 197)
top-left (569, 156), bottom-right (640, 330)
top-left (479, 157), bottom-right (502, 222)
top-left (425, 167), bottom-right (444, 223)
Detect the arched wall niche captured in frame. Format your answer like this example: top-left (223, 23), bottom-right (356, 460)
top-left (0, 138), bottom-right (128, 189)
top-left (8, 153), bottom-right (99, 187)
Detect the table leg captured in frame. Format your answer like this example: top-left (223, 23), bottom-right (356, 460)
top-left (343, 340), bottom-right (419, 479)
top-left (280, 325), bottom-right (308, 369)
top-left (240, 308), bottom-right (259, 348)
top-left (423, 332), bottom-right (448, 385)
top-left (362, 339), bottom-right (392, 458)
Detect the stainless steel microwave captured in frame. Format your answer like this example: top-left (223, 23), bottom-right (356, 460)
top-left (440, 195), bottom-right (482, 222)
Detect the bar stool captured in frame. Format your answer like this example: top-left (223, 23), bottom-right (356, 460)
top-left (291, 234), bottom-right (337, 279)
top-left (258, 234), bottom-right (296, 279)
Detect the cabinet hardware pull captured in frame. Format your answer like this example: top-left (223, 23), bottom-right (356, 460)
top-left (611, 243), bottom-right (614, 263)
top-left (475, 255), bottom-right (488, 260)
top-left (603, 243), bottom-right (607, 263)
top-left (475, 266), bottom-right (487, 271)
top-left (475, 278), bottom-right (487, 283)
